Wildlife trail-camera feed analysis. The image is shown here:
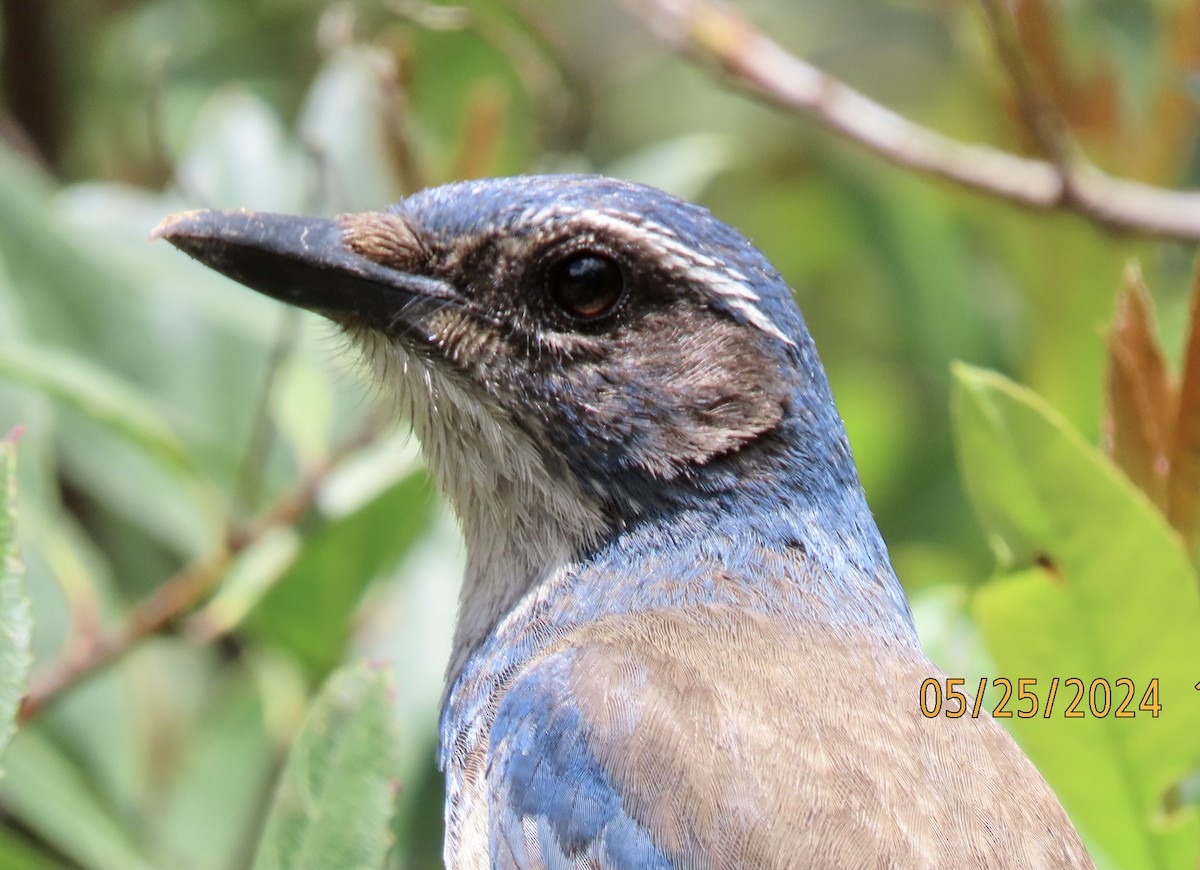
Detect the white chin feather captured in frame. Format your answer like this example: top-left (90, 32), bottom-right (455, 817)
top-left (350, 329), bottom-right (606, 679)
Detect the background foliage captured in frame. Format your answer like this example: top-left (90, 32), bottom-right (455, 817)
top-left (1, 1), bottom-right (1199, 867)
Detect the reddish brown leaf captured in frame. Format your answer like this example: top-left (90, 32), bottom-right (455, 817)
top-left (1105, 263), bottom-right (1175, 509)
top-left (1141, 1), bottom-right (1200, 183)
top-left (1167, 260), bottom-right (1200, 547)
top-left (1014, 0), bottom-right (1120, 141)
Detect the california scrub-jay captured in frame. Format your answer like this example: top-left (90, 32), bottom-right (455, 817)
top-left (156, 175), bottom-right (1092, 868)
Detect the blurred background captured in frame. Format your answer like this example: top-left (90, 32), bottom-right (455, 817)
top-left (1, 0), bottom-right (1199, 868)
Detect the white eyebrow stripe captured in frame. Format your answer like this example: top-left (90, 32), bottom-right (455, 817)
top-left (701, 271), bottom-right (760, 302)
top-left (527, 207), bottom-right (793, 346)
top-left (519, 203), bottom-right (582, 226)
top-left (655, 235), bottom-right (720, 270)
top-left (638, 218), bottom-right (680, 239)
top-left (725, 298), bottom-right (792, 344)
top-left (625, 212), bottom-right (792, 344)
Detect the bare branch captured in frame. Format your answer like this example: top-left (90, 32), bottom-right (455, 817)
top-left (17, 422), bottom-right (383, 724)
top-left (622, 0), bottom-right (1200, 243)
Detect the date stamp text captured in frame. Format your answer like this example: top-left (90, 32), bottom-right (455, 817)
top-left (920, 677), bottom-right (1161, 719)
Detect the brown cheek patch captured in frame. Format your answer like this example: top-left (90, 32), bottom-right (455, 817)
top-left (338, 211), bottom-right (427, 272)
top-left (606, 309), bottom-right (790, 475)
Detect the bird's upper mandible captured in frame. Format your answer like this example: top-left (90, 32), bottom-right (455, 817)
top-left (157, 174), bottom-right (1093, 869)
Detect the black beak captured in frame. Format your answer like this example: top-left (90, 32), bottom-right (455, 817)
top-left (151, 209), bottom-right (450, 329)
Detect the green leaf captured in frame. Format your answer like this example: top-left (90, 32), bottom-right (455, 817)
top-left (297, 47), bottom-right (404, 212)
top-left (0, 432), bottom-right (32, 770)
top-left (605, 133), bottom-right (737, 202)
top-left (0, 344), bottom-right (216, 557)
top-left (189, 526), bottom-right (303, 640)
top-left (0, 730), bottom-right (156, 870)
top-left (246, 468), bottom-right (431, 679)
top-left (177, 88), bottom-right (312, 213)
top-left (952, 363), bottom-right (1200, 870)
top-left (0, 822), bottom-right (70, 870)
top-left (153, 664), bottom-right (280, 870)
top-left (0, 344), bottom-right (199, 483)
top-left (253, 664), bottom-right (400, 870)
top-left (272, 352), bottom-right (336, 468)
top-left (909, 583), bottom-right (995, 683)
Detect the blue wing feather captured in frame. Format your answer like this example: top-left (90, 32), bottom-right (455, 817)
top-left (487, 650), bottom-right (674, 869)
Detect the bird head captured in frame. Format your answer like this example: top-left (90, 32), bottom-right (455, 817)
top-left (155, 175), bottom-right (883, 662)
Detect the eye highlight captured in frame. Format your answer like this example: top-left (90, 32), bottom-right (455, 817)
top-left (546, 251), bottom-right (625, 320)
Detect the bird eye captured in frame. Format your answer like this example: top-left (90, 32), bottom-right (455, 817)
top-left (546, 252), bottom-right (625, 320)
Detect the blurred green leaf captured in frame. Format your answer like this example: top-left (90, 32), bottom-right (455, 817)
top-left (253, 664), bottom-right (400, 870)
top-left (0, 344), bottom-right (199, 483)
top-left (297, 47), bottom-right (405, 211)
top-left (0, 823), bottom-right (64, 870)
top-left (0, 343), bottom-right (216, 559)
top-left (153, 665), bottom-right (278, 870)
top-left (272, 352), bottom-right (336, 469)
top-left (953, 363), bottom-right (1200, 870)
top-left (0, 433), bottom-right (32, 770)
top-left (606, 133), bottom-right (738, 201)
top-left (190, 526), bottom-right (302, 639)
top-left (0, 730), bottom-right (155, 870)
top-left (247, 468), bottom-right (431, 678)
top-left (909, 583), bottom-right (995, 683)
top-left (177, 88), bottom-right (312, 213)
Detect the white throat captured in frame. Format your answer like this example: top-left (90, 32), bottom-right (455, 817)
top-left (353, 333), bottom-right (607, 681)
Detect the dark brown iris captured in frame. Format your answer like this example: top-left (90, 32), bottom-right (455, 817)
top-left (547, 252), bottom-right (625, 320)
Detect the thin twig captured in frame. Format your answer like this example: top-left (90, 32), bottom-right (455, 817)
top-left (17, 421), bottom-right (383, 724)
top-left (18, 555), bottom-right (229, 724)
top-left (621, 0), bottom-right (1200, 243)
